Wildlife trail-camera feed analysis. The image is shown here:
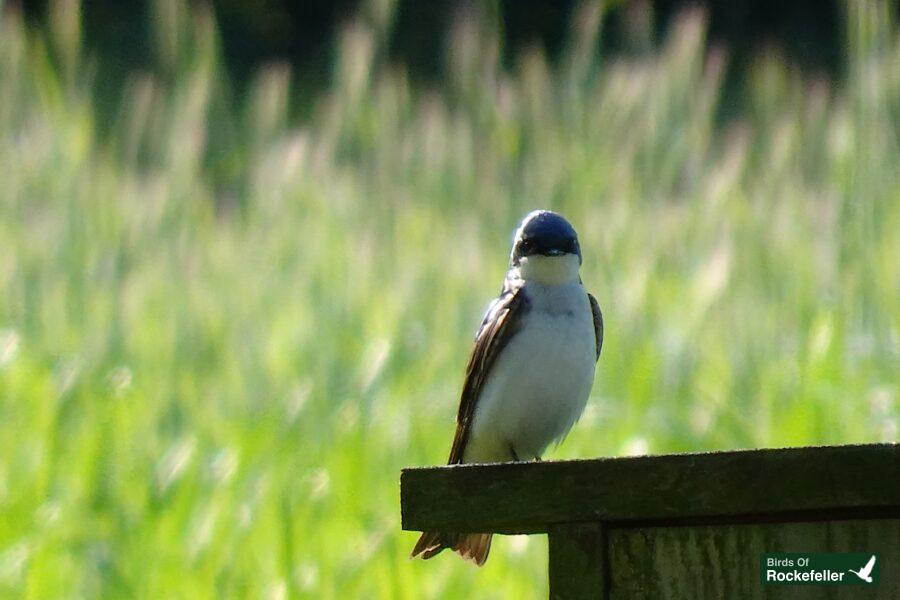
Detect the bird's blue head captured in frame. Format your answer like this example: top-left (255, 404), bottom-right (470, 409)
top-left (510, 210), bottom-right (582, 267)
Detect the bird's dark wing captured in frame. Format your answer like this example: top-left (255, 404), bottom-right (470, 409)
top-left (588, 293), bottom-right (603, 361)
top-left (446, 284), bottom-right (528, 464)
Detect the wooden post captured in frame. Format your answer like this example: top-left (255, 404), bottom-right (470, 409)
top-left (401, 444), bottom-right (900, 598)
top-left (548, 522), bottom-right (607, 600)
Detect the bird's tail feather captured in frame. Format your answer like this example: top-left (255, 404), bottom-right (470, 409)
top-left (410, 531), bottom-right (492, 566)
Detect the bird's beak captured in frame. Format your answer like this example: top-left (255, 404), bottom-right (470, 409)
top-left (543, 248), bottom-right (565, 256)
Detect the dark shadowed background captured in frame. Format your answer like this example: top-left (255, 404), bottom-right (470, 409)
top-left (18, 0), bottom-right (842, 101)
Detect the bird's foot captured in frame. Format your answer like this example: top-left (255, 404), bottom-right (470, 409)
top-left (508, 445), bottom-right (521, 462)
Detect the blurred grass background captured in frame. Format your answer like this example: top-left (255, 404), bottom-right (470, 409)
top-left (0, 0), bottom-right (898, 597)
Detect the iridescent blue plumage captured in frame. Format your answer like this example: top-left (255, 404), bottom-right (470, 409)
top-left (510, 210), bottom-right (582, 266)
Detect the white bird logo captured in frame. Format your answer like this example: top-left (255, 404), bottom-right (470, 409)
top-left (848, 555), bottom-right (877, 583)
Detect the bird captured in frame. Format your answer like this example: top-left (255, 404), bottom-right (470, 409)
top-left (411, 209), bottom-right (603, 566)
top-left (848, 555), bottom-right (877, 583)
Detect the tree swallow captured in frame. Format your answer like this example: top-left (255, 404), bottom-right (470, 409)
top-left (411, 210), bottom-right (603, 566)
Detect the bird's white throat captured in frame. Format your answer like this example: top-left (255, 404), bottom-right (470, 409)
top-left (514, 254), bottom-right (581, 285)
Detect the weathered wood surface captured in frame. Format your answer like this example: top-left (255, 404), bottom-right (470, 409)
top-left (549, 523), bottom-right (607, 599)
top-left (401, 444), bottom-right (900, 534)
top-left (609, 518), bottom-right (900, 599)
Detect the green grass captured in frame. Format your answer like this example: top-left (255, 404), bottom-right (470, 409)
top-left (0, 0), bottom-right (898, 597)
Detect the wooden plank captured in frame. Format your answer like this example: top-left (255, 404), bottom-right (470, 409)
top-left (401, 443), bottom-right (900, 533)
top-left (548, 522), bottom-right (608, 600)
top-left (608, 518), bottom-right (899, 599)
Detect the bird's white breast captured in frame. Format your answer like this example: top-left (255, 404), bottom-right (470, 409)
top-left (463, 279), bottom-right (597, 462)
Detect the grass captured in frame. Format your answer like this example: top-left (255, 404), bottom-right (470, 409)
top-left (0, 0), bottom-right (898, 597)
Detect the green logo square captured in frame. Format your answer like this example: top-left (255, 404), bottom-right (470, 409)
top-left (761, 553), bottom-right (880, 585)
